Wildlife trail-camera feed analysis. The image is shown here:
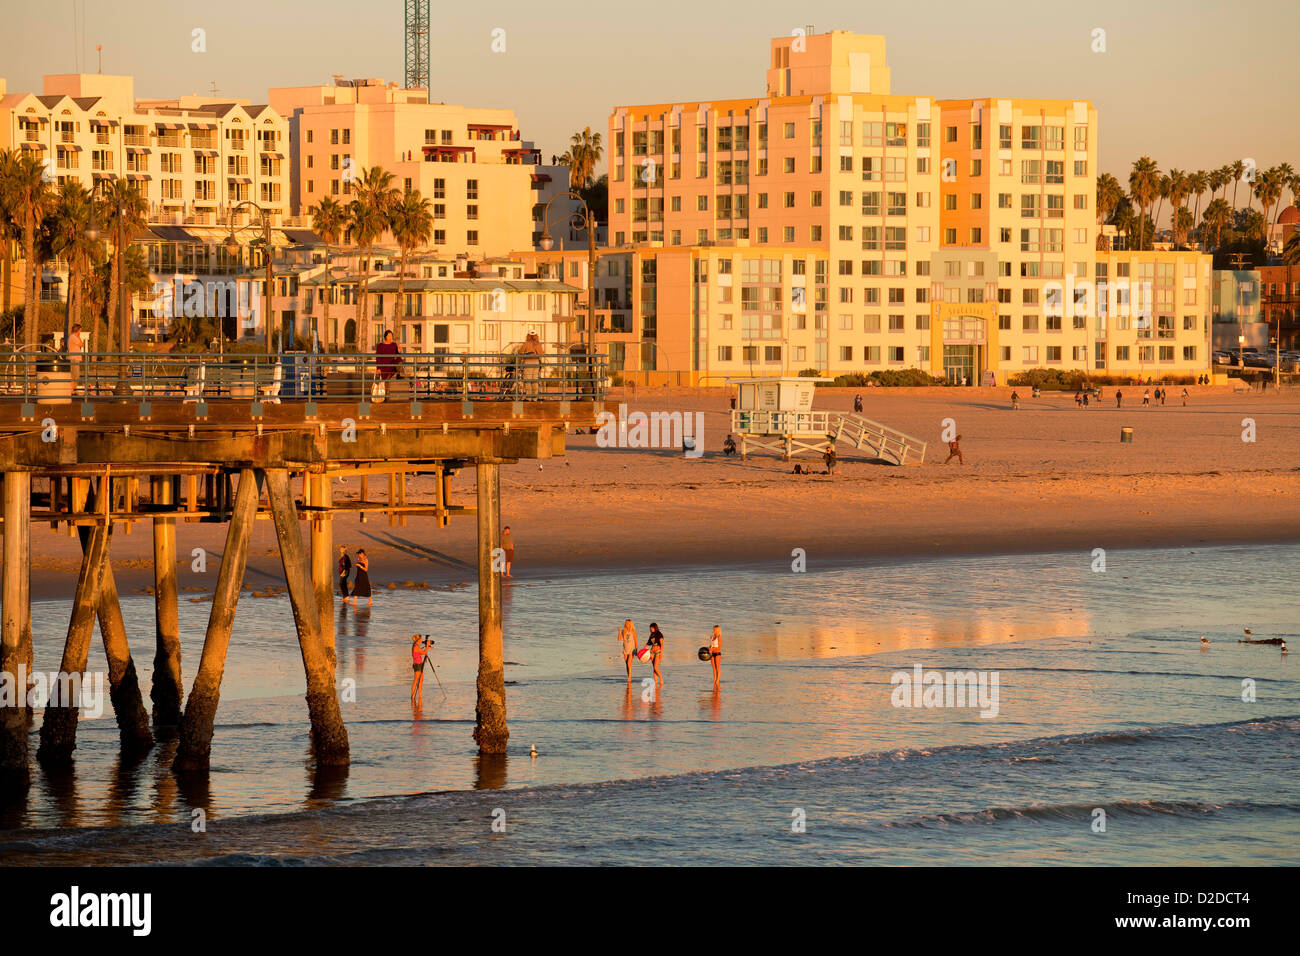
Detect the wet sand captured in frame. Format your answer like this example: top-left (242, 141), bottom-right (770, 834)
top-left (27, 387), bottom-right (1300, 600)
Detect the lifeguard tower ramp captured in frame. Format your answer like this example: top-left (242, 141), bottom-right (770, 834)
top-left (729, 378), bottom-right (927, 465)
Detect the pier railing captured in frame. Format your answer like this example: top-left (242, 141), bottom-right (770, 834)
top-left (0, 350), bottom-right (608, 404)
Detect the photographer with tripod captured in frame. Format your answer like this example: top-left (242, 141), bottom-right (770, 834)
top-left (410, 634), bottom-right (445, 708)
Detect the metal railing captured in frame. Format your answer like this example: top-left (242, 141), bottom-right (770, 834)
top-left (0, 350), bottom-right (608, 404)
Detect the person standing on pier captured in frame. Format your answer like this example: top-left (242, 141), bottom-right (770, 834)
top-left (350, 549), bottom-right (373, 607)
top-left (66, 323), bottom-right (85, 394)
top-left (337, 545), bottom-right (352, 601)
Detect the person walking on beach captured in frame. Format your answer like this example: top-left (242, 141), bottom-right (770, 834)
top-left (1142, 388), bottom-right (1150, 406)
top-left (1182, 387), bottom-right (1189, 407)
top-left (647, 622), bottom-right (665, 688)
top-left (1010, 390), bottom-right (1019, 410)
top-left (1082, 391), bottom-right (1090, 408)
top-left (617, 619), bottom-right (638, 686)
top-left (708, 625), bottom-right (722, 688)
top-left (1160, 387), bottom-right (1167, 406)
top-left (1115, 389), bottom-right (1123, 408)
top-left (1074, 390), bottom-right (1083, 408)
top-left (337, 545), bottom-right (352, 600)
top-left (853, 393), bottom-right (863, 413)
top-left (501, 525), bottom-right (514, 578)
top-left (824, 441), bottom-right (837, 476)
top-left (411, 634), bottom-right (434, 707)
top-left (349, 549), bottom-right (372, 606)
top-left (943, 434), bottom-right (964, 465)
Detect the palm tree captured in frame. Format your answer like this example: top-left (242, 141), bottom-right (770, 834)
top-left (347, 166), bottom-right (400, 353)
top-left (1112, 200), bottom-right (1137, 251)
top-left (1153, 173), bottom-right (1173, 242)
top-left (2, 152), bottom-right (55, 347)
top-left (389, 189), bottom-right (434, 335)
top-left (1129, 158), bottom-right (1160, 251)
top-left (1096, 173), bottom-right (1123, 225)
top-left (562, 127), bottom-right (603, 191)
top-left (1230, 159), bottom-right (1246, 214)
top-left (1254, 168), bottom-right (1283, 250)
top-left (310, 196), bottom-right (347, 351)
top-left (96, 178), bottom-right (147, 354)
top-left (0, 149), bottom-right (22, 317)
top-left (1188, 170), bottom-right (1208, 224)
top-left (49, 181), bottom-right (100, 347)
top-left (1202, 198), bottom-right (1231, 252)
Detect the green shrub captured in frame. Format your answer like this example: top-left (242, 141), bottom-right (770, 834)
top-left (825, 369), bottom-right (949, 387)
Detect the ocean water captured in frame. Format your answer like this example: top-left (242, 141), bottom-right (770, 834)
top-left (1, 544), bottom-right (1296, 865)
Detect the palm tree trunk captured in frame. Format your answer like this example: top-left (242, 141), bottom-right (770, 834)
top-left (2, 239), bottom-right (11, 315)
top-left (107, 246), bottom-right (119, 355)
top-left (323, 243), bottom-right (332, 351)
top-left (24, 227), bottom-right (38, 348)
top-left (359, 252), bottom-right (370, 353)
top-left (396, 248), bottom-right (407, 336)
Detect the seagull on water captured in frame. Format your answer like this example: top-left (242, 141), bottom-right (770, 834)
top-left (1244, 628), bottom-right (1253, 636)
top-left (1200, 637), bottom-right (1210, 646)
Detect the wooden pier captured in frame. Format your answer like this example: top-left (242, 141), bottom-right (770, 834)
top-left (0, 350), bottom-right (605, 788)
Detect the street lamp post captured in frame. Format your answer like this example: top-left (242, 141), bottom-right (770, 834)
top-left (224, 201), bottom-right (276, 356)
top-left (537, 190), bottom-right (599, 368)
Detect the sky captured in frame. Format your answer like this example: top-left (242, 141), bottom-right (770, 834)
top-left (1, 0), bottom-right (1297, 184)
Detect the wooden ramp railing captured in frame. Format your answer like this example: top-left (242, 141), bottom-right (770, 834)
top-left (829, 412), bottom-right (927, 464)
top-left (730, 410), bottom-right (927, 464)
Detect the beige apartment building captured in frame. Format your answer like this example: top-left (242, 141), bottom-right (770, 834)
top-left (601, 30), bottom-right (1211, 383)
top-left (296, 254), bottom-right (578, 355)
top-left (269, 78), bottom-right (575, 259)
top-left (0, 74), bottom-right (290, 228)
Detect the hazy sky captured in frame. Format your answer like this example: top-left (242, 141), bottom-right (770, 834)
top-left (2, 0), bottom-right (1297, 183)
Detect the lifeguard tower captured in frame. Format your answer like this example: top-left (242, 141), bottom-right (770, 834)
top-left (729, 377), bottom-right (927, 465)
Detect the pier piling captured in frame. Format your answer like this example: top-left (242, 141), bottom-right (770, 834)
top-left (473, 462), bottom-right (508, 755)
top-left (265, 469), bottom-right (349, 766)
top-left (150, 476), bottom-right (183, 727)
top-left (0, 472), bottom-right (32, 782)
top-left (173, 468), bottom-right (258, 772)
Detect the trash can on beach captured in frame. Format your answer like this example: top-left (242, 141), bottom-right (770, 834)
top-left (1120, 427), bottom-right (1134, 443)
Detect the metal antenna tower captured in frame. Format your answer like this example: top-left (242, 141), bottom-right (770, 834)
top-left (404, 0), bottom-right (430, 90)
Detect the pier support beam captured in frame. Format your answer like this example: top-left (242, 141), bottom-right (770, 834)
top-left (150, 476), bottom-right (183, 727)
top-left (1, 472), bottom-right (32, 782)
top-left (473, 462), bottom-right (508, 754)
top-left (97, 563), bottom-right (154, 753)
top-left (265, 469), bottom-right (349, 766)
top-left (36, 494), bottom-right (110, 766)
top-left (173, 468), bottom-right (258, 773)
top-left (308, 474), bottom-right (335, 665)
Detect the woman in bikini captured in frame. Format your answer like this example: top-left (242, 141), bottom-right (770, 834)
top-left (617, 619), bottom-right (638, 686)
top-left (410, 634), bottom-right (432, 707)
top-left (647, 622), bottom-right (665, 688)
top-left (709, 625), bottom-right (722, 687)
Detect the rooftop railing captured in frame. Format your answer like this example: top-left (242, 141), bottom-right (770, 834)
top-left (0, 350), bottom-right (608, 405)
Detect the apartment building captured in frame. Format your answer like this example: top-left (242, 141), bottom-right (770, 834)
top-left (297, 254), bottom-right (577, 355)
top-left (269, 78), bottom-right (574, 259)
top-left (1259, 262), bottom-right (1300, 351)
top-left (0, 74), bottom-right (290, 228)
top-left (601, 30), bottom-right (1214, 383)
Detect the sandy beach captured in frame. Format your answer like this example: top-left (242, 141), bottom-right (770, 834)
top-left (25, 386), bottom-right (1300, 600)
